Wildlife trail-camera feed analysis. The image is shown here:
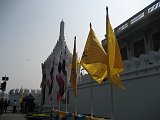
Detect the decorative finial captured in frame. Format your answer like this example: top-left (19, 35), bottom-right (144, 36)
top-left (90, 22), bottom-right (92, 29)
top-left (106, 6), bottom-right (108, 16)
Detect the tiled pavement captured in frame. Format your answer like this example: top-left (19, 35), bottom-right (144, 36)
top-left (0, 106), bottom-right (25, 120)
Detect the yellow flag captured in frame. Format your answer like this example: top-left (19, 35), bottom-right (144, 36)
top-left (70, 37), bottom-right (77, 97)
top-left (81, 27), bottom-right (108, 83)
top-left (106, 15), bottom-right (125, 90)
top-left (20, 91), bottom-right (23, 100)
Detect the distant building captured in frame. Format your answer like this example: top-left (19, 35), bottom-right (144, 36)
top-left (0, 92), bottom-right (8, 100)
top-left (8, 88), bottom-right (41, 107)
top-left (41, 1), bottom-right (160, 120)
top-left (102, 0), bottom-right (160, 60)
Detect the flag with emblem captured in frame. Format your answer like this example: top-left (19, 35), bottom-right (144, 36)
top-left (81, 24), bottom-right (108, 83)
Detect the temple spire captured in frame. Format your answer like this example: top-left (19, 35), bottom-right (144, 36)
top-left (59, 19), bottom-right (65, 40)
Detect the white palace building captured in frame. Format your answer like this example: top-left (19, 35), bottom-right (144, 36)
top-left (40, 1), bottom-right (160, 120)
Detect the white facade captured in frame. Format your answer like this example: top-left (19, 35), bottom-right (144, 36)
top-left (60, 50), bottom-right (160, 120)
top-left (42, 47), bottom-right (160, 119)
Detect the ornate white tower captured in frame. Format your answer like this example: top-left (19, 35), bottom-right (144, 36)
top-left (41, 20), bottom-right (72, 112)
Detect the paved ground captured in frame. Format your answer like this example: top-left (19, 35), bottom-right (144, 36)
top-left (0, 106), bottom-right (26, 120)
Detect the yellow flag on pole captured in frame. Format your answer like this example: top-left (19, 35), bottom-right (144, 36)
top-left (70, 36), bottom-right (77, 97)
top-left (106, 9), bottom-right (125, 90)
top-left (19, 87), bottom-right (23, 100)
top-left (81, 26), bottom-right (108, 83)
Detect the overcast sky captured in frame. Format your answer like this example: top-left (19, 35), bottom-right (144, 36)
top-left (0, 0), bottom-right (154, 93)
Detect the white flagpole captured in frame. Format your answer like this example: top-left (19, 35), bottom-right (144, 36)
top-left (59, 102), bottom-right (60, 111)
top-left (52, 88), bottom-right (54, 109)
top-left (75, 67), bottom-right (78, 115)
top-left (75, 45), bottom-right (78, 115)
top-left (89, 23), bottom-right (93, 117)
top-left (65, 46), bottom-right (68, 112)
top-left (52, 58), bottom-right (55, 109)
top-left (111, 84), bottom-right (114, 120)
top-left (75, 69), bottom-right (78, 115)
top-left (106, 7), bottom-right (114, 120)
top-left (75, 97), bottom-right (77, 114)
top-left (65, 80), bottom-right (68, 112)
top-left (91, 77), bottom-right (93, 117)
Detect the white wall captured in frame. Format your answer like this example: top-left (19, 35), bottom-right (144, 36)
top-left (60, 50), bottom-right (160, 120)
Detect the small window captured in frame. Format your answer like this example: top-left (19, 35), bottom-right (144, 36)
top-left (120, 47), bottom-right (127, 60)
top-left (152, 31), bottom-right (160, 51)
top-left (133, 39), bottom-right (145, 58)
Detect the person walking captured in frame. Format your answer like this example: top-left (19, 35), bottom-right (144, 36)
top-left (12, 100), bottom-right (17, 113)
top-left (22, 100), bottom-right (26, 113)
top-left (0, 98), bottom-right (4, 114)
top-left (3, 99), bottom-right (8, 113)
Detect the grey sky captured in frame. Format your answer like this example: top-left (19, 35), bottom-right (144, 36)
top-left (0, 0), bottom-right (153, 92)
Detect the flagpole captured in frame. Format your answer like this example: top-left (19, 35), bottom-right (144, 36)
top-left (75, 97), bottom-right (77, 114)
top-left (75, 57), bottom-right (77, 115)
top-left (91, 76), bottom-right (93, 117)
top-left (65, 80), bottom-right (68, 112)
top-left (75, 60), bottom-right (78, 115)
top-left (75, 39), bottom-right (78, 115)
top-left (89, 23), bottom-right (93, 117)
top-left (52, 58), bottom-right (55, 109)
top-left (110, 84), bottom-right (114, 119)
top-left (52, 89), bottom-right (54, 109)
top-left (65, 46), bottom-right (68, 113)
top-left (106, 7), bottom-right (114, 120)
top-left (59, 102), bottom-right (60, 111)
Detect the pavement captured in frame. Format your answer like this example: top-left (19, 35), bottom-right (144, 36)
top-left (0, 106), bottom-right (26, 120)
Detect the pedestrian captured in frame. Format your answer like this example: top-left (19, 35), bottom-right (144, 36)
top-left (20, 101), bottom-right (22, 112)
top-left (12, 100), bottom-right (17, 113)
top-left (3, 99), bottom-right (8, 113)
top-left (22, 100), bottom-right (26, 113)
top-left (0, 98), bottom-right (4, 114)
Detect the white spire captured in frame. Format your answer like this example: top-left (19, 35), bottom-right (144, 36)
top-left (59, 19), bottom-right (65, 40)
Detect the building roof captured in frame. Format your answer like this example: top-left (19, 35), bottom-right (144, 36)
top-left (23, 93), bottom-right (35, 100)
top-left (114, 1), bottom-right (160, 41)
